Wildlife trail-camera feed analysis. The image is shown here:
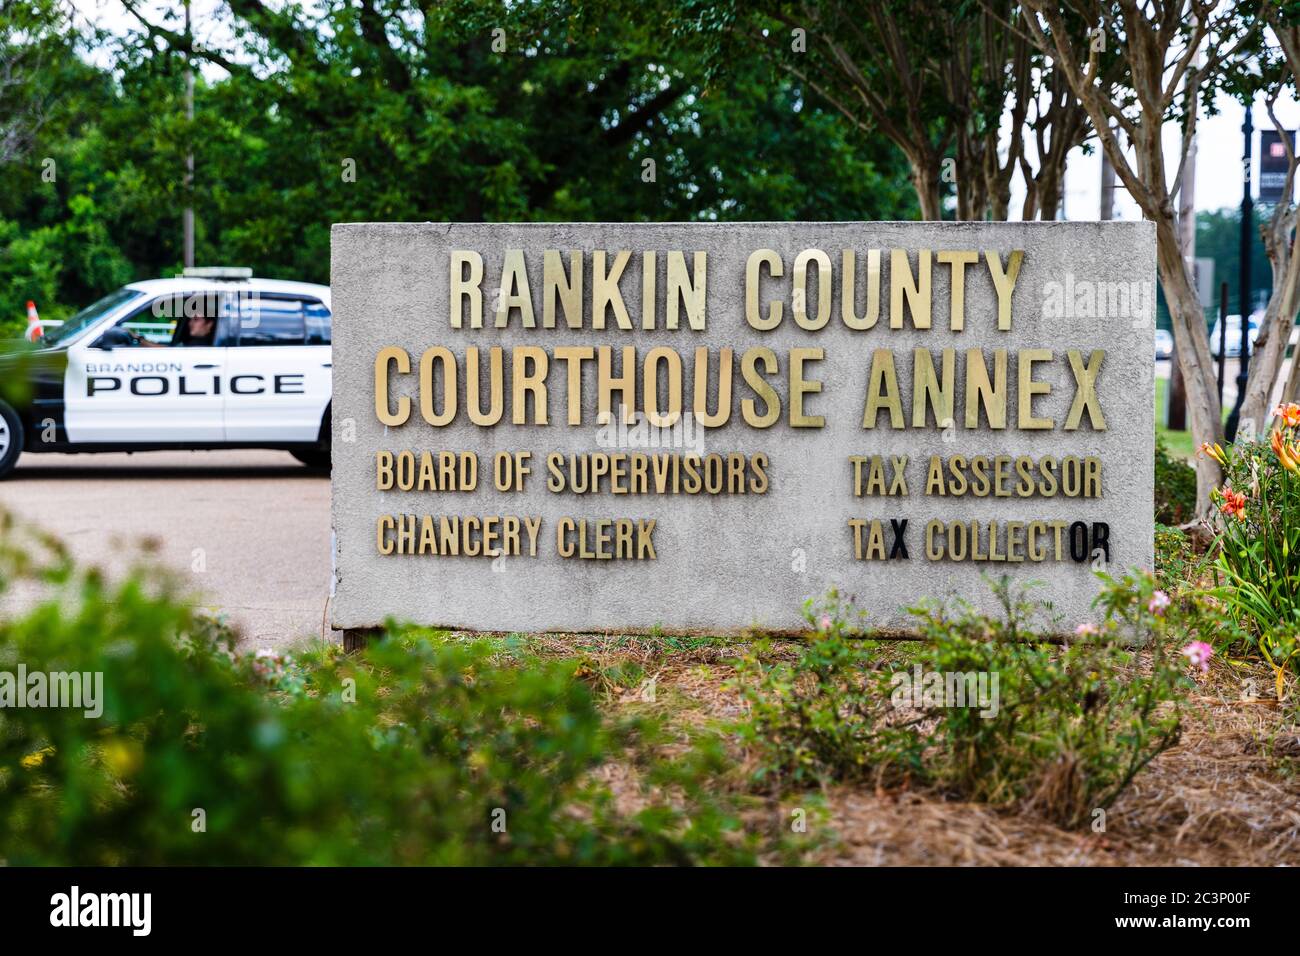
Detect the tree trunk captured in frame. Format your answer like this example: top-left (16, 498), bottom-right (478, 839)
top-left (1035, 168), bottom-right (1062, 221)
top-left (1241, 212), bottom-right (1300, 431)
top-left (1249, 8), bottom-right (1300, 426)
top-left (1284, 353), bottom-right (1300, 405)
top-left (1154, 216), bottom-right (1224, 507)
top-left (1241, 305), bottom-right (1286, 435)
top-left (1019, 165), bottom-right (1040, 220)
top-left (1016, 0), bottom-right (1232, 516)
top-left (987, 188), bottom-right (1009, 222)
top-left (909, 153), bottom-right (944, 221)
top-left (1280, 316), bottom-right (1300, 405)
top-left (1240, 281), bottom-right (1294, 433)
top-left (985, 139), bottom-right (1012, 221)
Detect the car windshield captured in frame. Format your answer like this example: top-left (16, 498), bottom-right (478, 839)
top-left (42, 288), bottom-right (144, 347)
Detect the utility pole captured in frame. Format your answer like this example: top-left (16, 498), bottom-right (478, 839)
top-left (1218, 281), bottom-right (1229, 403)
top-left (1167, 114), bottom-right (1199, 432)
top-left (1226, 100), bottom-right (1254, 441)
top-left (1100, 139), bottom-right (1115, 220)
top-left (183, 0), bottom-right (195, 269)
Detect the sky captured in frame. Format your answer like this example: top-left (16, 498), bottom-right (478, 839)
top-left (70, 0), bottom-right (1293, 221)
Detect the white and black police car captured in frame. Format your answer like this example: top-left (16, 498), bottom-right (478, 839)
top-left (0, 268), bottom-right (332, 478)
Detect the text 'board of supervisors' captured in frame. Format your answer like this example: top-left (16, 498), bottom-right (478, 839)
top-left (330, 222), bottom-right (1155, 634)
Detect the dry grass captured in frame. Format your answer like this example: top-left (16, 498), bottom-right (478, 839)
top-left (472, 628), bottom-right (1300, 867)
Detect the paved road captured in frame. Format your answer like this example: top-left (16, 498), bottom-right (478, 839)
top-left (0, 450), bottom-right (335, 651)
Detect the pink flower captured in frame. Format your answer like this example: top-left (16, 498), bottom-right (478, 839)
top-left (1148, 591), bottom-right (1171, 617)
top-left (1075, 622), bottom-right (1099, 637)
top-left (819, 615), bottom-right (833, 632)
top-left (1181, 640), bottom-right (1214, 673)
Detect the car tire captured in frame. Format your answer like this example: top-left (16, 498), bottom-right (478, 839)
top-left (0, 401), bottom-right (24, 480)
top-left (291, 405), bottom-right (331, 471)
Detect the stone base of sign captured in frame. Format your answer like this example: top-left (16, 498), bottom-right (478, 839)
top-left (342, 627), bottom-right (381, 653)
top-left (340, 622), bottom-right (1075, 647)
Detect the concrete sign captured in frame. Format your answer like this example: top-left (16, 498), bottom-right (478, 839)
top-left (330, 222), bottom-right (1155, 635)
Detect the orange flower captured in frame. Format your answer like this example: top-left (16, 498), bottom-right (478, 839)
top-left (1219, 488), bottom-right (1248, 521)
top-left (1273, 429), bottom-right (1300, 475)
top-left (1277, 403), bottom-right (1300, 430)
top-left (1200, 441), bottom-right (1227, 466)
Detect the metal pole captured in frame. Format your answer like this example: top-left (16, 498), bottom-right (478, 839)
top-left (1226, 100), bottom-right (1254, 441)
top-left (1218, 280), bottom-right (1228, 403)
top-left (1100, 137), bottom-right (1115, 220)
top-left (183, 0), bottom-right (195, 270)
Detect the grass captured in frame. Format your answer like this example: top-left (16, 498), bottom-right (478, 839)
top-left (1155, 377), bottom-right (1195, 460)
top-left (1155, 374), bottom-right (1236, 462)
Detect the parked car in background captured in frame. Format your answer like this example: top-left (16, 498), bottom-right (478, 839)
top-left (1154, 328), bottom-right (1173, 360)
top-left (0, 268), bottom-right (331, 479)
top-left (1210, 313), bottom-right (1261, 358)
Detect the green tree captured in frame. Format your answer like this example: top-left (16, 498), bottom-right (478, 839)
top-left (0, 0), bottom-right (915, 332)
top-left (1196, 208), bottom-right (1271, 319)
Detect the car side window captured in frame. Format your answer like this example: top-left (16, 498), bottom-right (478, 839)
top-left (238, 298), bottom-right (306, 347)
top-left (108, 306), bottom-right (174, 346)
top-left (305, 302), bottom-right (331, 345)
top-left (104, 292), bottom-right (222, 347)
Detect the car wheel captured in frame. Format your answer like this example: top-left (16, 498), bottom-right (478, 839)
top-left (0, 401), bottom-right (24, 479)
top-left (292, 406), bottom-right (331, 471)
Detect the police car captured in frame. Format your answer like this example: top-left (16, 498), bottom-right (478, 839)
top-left (0, 269), bottom-right (332, 479)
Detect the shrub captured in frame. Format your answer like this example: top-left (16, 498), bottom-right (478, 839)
top-left (734, 575), bottom-right (1185, 828)
top-left (731, 590), bottom-right (927, 792)
top-left (1155, 436), bottom-right (1197, 526)
top-left (912, 573), bottom-right (1183, 826)
top-left (1154, 523), bottom-right (1196, 590)
top-left (0, 514), bottom-right (750, 865)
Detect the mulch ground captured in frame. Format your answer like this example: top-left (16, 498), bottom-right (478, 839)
top-left (515, 631), bottom-right (1300, 866)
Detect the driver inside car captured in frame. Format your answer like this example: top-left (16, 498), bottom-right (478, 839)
top-left (105, 313), bottom-right (217, 348)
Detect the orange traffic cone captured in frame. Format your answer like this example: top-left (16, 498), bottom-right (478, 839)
top-left (25, 301), bottom-right (42, 342)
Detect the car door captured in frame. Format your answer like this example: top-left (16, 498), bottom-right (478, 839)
top-left (62, 291), bottom-right (227, 444)
top-left (222, 295), bottom-right (331, 443)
